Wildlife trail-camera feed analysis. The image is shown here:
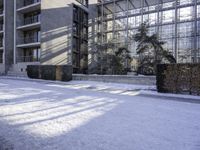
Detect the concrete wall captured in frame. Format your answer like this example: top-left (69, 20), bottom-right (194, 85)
top-left (40, 0), bottom-right (98, 66)
top-left (88, 0), bottom-right (98, 72)
top-left (73, 74), bottom-right (156, 85)
top-left (40, 0), bottom-right (75, 65)
top-left (0, 64), bottom-right (5, 75)
top-left (2, 0), bottom-right (14, 74)
top-left (0, 0), bottom-right (100, 75)
top-left (0, 0), bottom-right (14, 75)
top-left (12, 62), bottom-right (40, 74)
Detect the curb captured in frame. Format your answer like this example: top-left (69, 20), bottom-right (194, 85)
top-left (140, 90), bottom-right (200, 101)
top-left (1, 76), bottom-right (199, 101)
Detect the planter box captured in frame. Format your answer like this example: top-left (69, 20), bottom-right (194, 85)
top-left (27, 65), bottom-right (72, 81)
top-left (157, 64), bottom-right (200, 95)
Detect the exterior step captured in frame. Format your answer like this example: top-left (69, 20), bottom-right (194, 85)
top-left (7, 71), bottom-right (27, 77)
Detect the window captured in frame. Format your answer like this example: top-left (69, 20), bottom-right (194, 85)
top-left (178, 7), bottom-right (193, 21)
top-left (76, 0), bottom-right (88, 7)
top-left (72, 5), bottom-right (88, 73)
top-left (161, 10), bottom-right (175, 23)
top-left (0, 50), bottom-right (3, 63)
top-left (73, 23), bottom-right (78, 36)
top-left (177, 22), bottom-right (194, 38)
top-left (24, 11), bottom-right (40, 25)
top-left (24, 29), bottom-right (40, 44)
top-left (0, 5), bottom-right (3, 15)
top-left (0, 20), bottom-right (3, 31)
top-left (73, 6), bottom-right (78, 21)
top-left (21, 48), bottom-right (40, 62)
top-left (178, 0), bottom-right (193, 6)
top-left (0, 36), bottom-right (3, 47)
top-left (24, 0), bottom-right (40, 6)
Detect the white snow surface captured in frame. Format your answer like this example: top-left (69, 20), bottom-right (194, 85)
top-left (0, 78), bottom-right (200, 150)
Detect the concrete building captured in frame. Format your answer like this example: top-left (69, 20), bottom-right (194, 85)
top-left (0, 0), bottom-right (14, 75)
top-left (0, 0), bottom-right (98, 75)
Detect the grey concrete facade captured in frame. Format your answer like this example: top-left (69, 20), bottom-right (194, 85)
top-left (73, 74), bottom-right (156, 85)
top-left (40, 0), bottom-right (74, 66)
top-left (0, 0), bottom-right (98, 76)
top-left (0, 0), bottom-right (14, 75)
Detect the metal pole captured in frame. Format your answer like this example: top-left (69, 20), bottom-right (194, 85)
top-left (174, 0), bottom-right (178, 62)
top-left (141, 0), bottom-right (144, 23)
top-left (113, 0), bottom-right (116, 40)
top-left (126, 0), bottom-right (129, 43)
top-left (193, 0), bottom-right (197, 63)
top-left (101, 1), bottom-right (104, 44)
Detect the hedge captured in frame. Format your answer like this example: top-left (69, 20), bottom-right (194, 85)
top-left (157, 64), bottom-right (200, 95)
top-left (27, 65), bottom-right (72, 81)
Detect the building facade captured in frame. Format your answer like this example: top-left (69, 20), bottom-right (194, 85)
top-left (97, 0), bottom-right (200, 64)
top-left (0, 0), bottom-right (14, 74)
top-left (0, 0), bottom-right (98, 75)
top-left (0, 0), bottom-right (199, 75)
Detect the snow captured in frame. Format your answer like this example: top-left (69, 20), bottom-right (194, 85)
top-left (0, 78), bottom-right (200, 150)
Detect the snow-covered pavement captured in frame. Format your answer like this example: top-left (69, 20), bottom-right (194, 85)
top-left (0, 78), bottom-right (200, 150)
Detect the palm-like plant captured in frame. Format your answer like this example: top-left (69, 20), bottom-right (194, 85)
top-left (134, 22), bottom-right (176, 75)
top-left (90, 41), bottom-right (132, 75)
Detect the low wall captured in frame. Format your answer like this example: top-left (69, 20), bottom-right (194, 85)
top-left (73, 74), bottom-right (156, 85)
top-left (0, 64), bottom-right (5, 75)
top-left (27, 65), bottom-right (73, 81)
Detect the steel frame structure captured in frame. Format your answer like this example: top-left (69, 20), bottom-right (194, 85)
top-left (97, 0), bottom-right (200, 63)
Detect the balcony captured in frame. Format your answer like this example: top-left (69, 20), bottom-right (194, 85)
top-left (0, 23), bottom-right (4, 35)
top-left (24, 36), bottom-right (40, 43)
top-left (17, 36), bottom-right (40, 48)
top-left (0, 50), bottom-right (3, 63)
top-left (0, 39), bottom-right (3, 48)
top-left (0, 24), bottom-right (3, 31)
top-left (17, 15), bottom-right (41, 30)
top-left (24, 0), bottom-right (41, 7)
top-left (17, 55), bottom-right (40, 63)
top-left (17, 0), bottom-right (41, 14)
top-left (0, 7), bottom-right (3, 18)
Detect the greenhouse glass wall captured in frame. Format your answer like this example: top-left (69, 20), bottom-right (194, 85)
top-left (97, 0), bottom-right (200, 63)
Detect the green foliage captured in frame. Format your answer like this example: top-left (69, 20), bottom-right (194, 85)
top-left (157, 64), bottom-right (200, 95)
top-left (134, 22), bottom-right (176, 75)
top-left (90, 41), bottom-right (132, 75)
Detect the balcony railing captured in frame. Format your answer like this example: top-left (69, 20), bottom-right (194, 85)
top-left (0, 51), bottom-right (3, 63)
top-left (17, 55), bottom-right (40, 62)
top-left (23, 15), bottom-right (40, 26)
top-left (0, 8), bottom-right (3, 15)
top-left (24, 37), bottom-right (40, 44)
top-left (0, 24), bottom-right (3, 31)
top-left (0, 40), bottom-right (3, 47)
top-left (19, 36), bottom-right (40, 44)
top-left (24, 0), bottom-right (41, 7)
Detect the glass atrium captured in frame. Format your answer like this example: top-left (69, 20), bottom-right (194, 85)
top-left (97, 0), bottom-right (200, 63)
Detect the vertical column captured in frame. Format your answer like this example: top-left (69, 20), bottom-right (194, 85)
top-left (156, 0), bottom-right (160, 35)
top-left (14, 0), bottom-right (16, 64)
top-left (113, 0), bottom-right (116, 40)
top-left (194, 0), bottom-right (197, 62)
top-left (101, 1), bottom-right (104, 44)
top-left (3, 0), bottom-right (5, 65)
top-left (141, 0), bottom-right (144, 23)
top-left (126, 0), bottom-right (129, 43)
top-left (174, 0), bottom-right (178, 62)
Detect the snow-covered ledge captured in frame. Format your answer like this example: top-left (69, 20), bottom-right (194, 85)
top-left (72, 74), bottom-right (156, 85)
